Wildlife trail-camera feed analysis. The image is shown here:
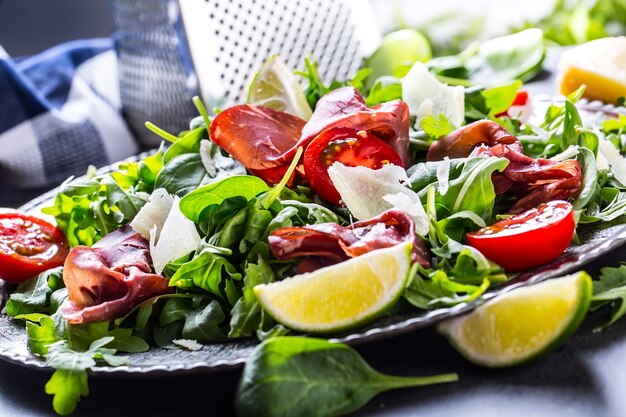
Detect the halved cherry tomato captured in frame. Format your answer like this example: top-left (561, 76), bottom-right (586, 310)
top-left (466, 200), bottom-right (575, 272)
top-left (303, 127), bottom-right (405, 205)
top-left (0, 212), bottom-right (69, 283)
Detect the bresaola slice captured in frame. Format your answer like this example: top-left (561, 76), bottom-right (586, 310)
top-left (474, 144), bottom-right (582, 213)
top-left (60, 225), bottom-right (172, 324)
top-left (210, 105), bottom-right (307, 171)
top-left (427, 120), bottom-right (582, 213)
top-left (268, 209), bottom-right (431, 273)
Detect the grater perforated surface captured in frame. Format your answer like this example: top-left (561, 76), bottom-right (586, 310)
top-left (178, 0), bottom-right (380, 108)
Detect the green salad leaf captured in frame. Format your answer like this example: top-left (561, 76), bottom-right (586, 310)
top-left (179, 176), bottom-right (269, 222)
top-left (591, 265), bottom-right (626, 330)
top-left (236, 337), bottom-right (458, 417)
top-left (45, 337), bottom-right (130, 415)
top-left (6, 267), bottom-right (64, 317)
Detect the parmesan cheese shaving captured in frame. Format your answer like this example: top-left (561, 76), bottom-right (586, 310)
top-left (402, 62), bottom-right (465, 129)
top-left (149, 195), bottom-right (201, 274)
top-left (328, 163), bottom-right (429, 236)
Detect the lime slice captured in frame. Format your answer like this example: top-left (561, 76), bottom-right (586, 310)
top-left (438, 271), bottom-right (592, 368)
top-left (254, 243), bottom-right (412, 333)
top-left (247, 54), bottom-right (312, 120)
top-left (365, 29), bottom-right (432, 86)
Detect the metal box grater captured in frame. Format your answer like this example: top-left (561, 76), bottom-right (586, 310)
top-left (111, 0), bottom-right (380, 146)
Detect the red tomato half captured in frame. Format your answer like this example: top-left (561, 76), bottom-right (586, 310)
top-left (0, 212), bottom-right (69, 283)
top-left (466, 200), bottom-right (575, 272)
top-left (303, 127), bottom-right (405, 205)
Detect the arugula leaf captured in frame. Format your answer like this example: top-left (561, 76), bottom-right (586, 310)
top-left (404, 264), bottom-right (490, 309)
top-left (603, 114), bottom-right (626, 134)
top-left (229, 255), bottom-right (276, 338)
top-left (64, 321), bottom-right (149, 353)
top-left (6, 267), bottom-right (64, 317)
top-left (236, 337), bottom-right (458, 417)
top-left (45, 369), bottom-right (89, 416)
top-left (572, 147), bottom-right (599, 211)
top-left (425, 186), bottom-right (505, 284)
top-left (420, 114), bottom-right (456, 139)
top-left (365, 76), bottom-right (402, 106)
top-left (42, 153), bottom-right (156, 246)
top-left (591, 265), bottom-right (626, 330)
top-left (296, 58), bottom-right (330, 110)
top-left (44, 337), bottom-right (130, 415)
top-left (23, 314), bottom-right (61, 356)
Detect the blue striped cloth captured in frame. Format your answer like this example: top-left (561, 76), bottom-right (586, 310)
top-left (0, 39), bottom-right (140, 205)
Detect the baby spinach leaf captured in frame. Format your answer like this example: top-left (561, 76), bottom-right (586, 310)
top-left (282, 200), bottom-right (339, 225)
top-left (203, 196), bottom-right (249, 234)
top-left (229, 255), bottom-right (276, 338)
top-left (179, 175), bottom-right (269, 222)
top-left (236, 337), bottom-right (458, 417)
top-left (159, 297), bottom-right (227, 342)
top-left (163, 127), bottom-right (206, 163)
top-left (155, 153), bottom-right (210, 197)
top-left (101, 176), bottom-right (147, 221)
top-left (475, 28), bottom-right (545, 84)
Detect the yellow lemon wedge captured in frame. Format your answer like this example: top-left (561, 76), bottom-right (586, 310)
top-left (254, 243), bottom-right (412, 333)
top-left (438, 271), bottom-right (592, 368)
top-left (557, 36), bottom-right (626, 104)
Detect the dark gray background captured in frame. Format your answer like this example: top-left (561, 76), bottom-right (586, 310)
top-left (0, 0), bottom-right (112, 56)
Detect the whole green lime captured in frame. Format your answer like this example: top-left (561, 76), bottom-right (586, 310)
top-left (365, 29), bottom-right (432, 87)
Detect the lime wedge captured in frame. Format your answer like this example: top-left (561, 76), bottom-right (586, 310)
top-left (254, 243), bottom-right (412, 333)
top-left (438, 271), bottom-right (592, 367)
top-left (247, 54), bottom-right (312, 120)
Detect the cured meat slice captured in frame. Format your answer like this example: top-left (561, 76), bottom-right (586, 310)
top-left (60, 225), bottom-right (172, 324)
top-left (427, 119), bottom-right (522, 161)
top-left (268, 209), bottom-right (430, 272)
top-left (427, 120), bottom-right (582, 213)
top-left (209, 104), bottom-right (307, 170)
